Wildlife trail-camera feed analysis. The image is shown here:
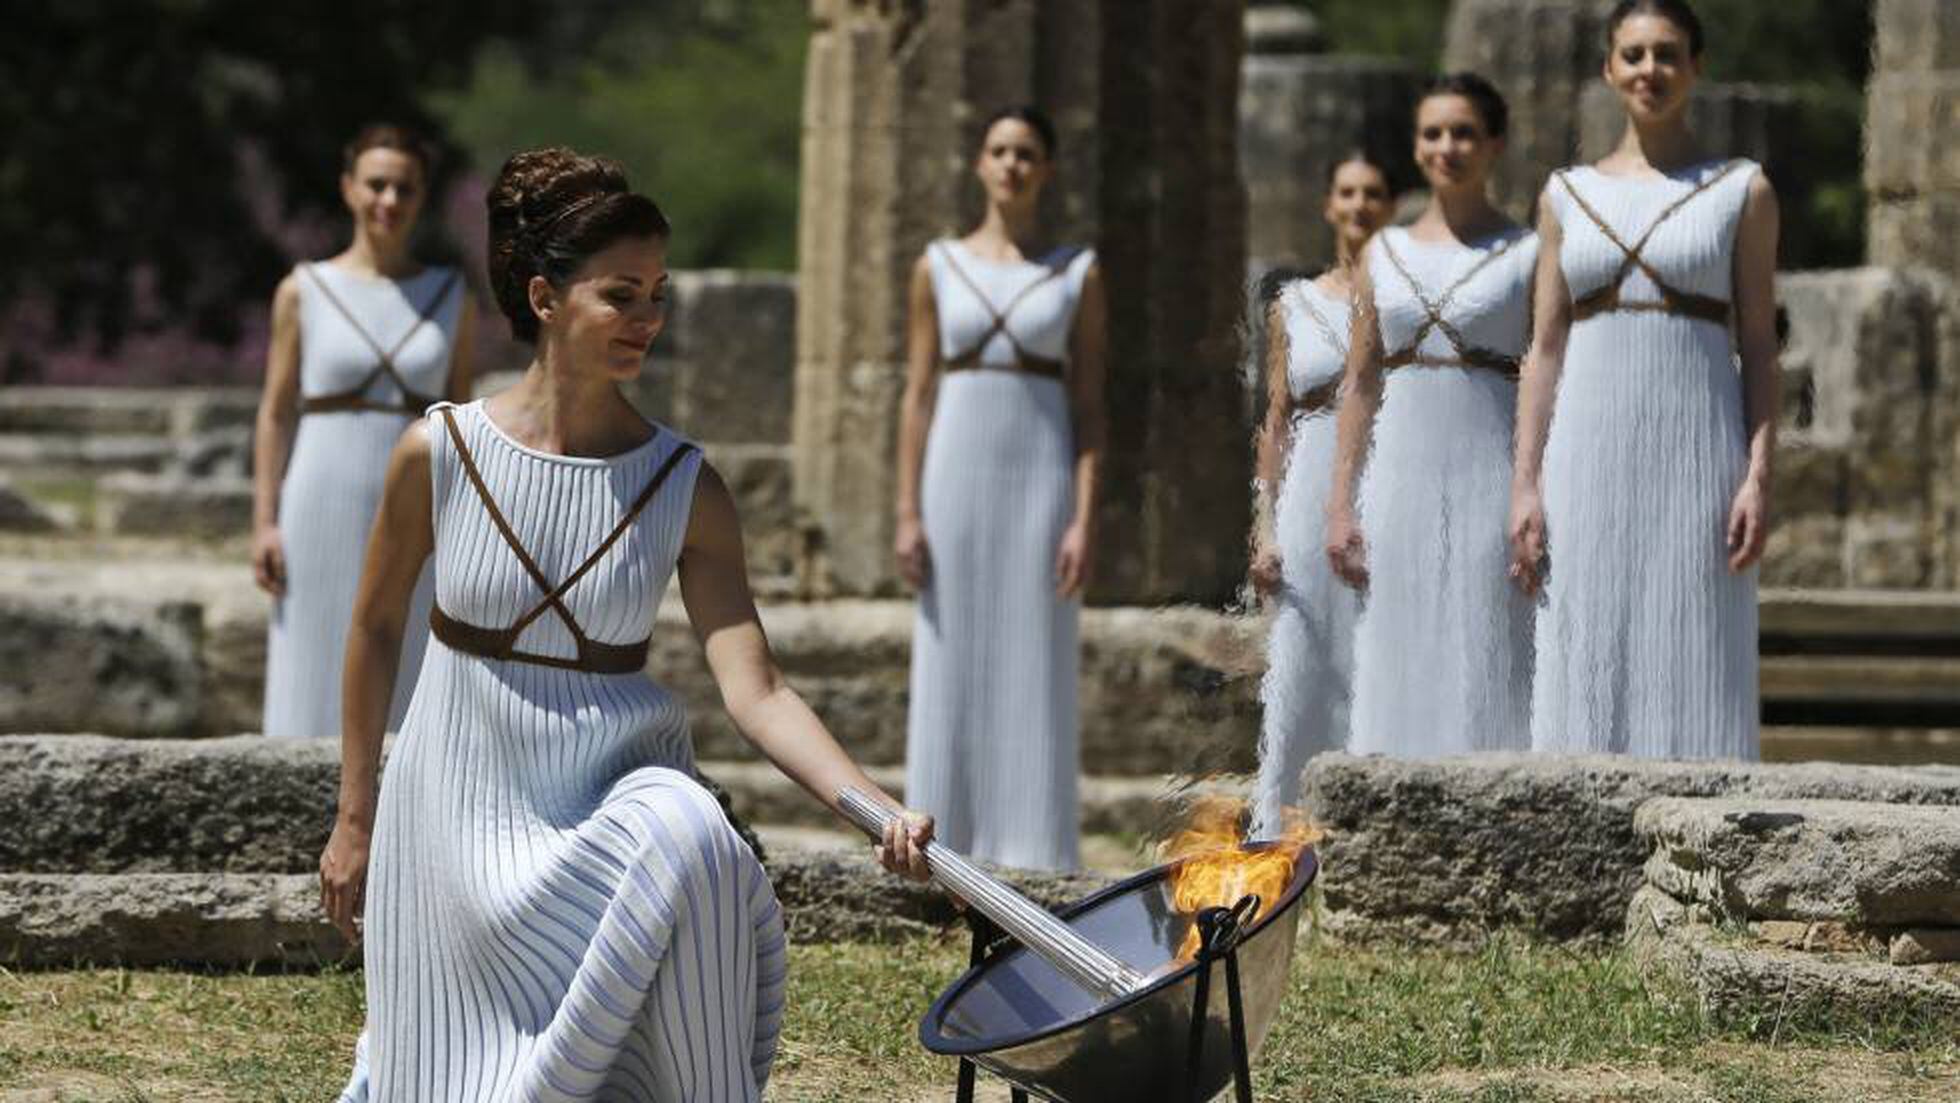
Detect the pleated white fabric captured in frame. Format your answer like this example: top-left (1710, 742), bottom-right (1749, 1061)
top-left (1533, 160), bottom-right (1761, 759)
top-left (906, 239), bottom-right (1095, 872)
top-left (339, 400), bottom-right (788, 1102)
top-left (1349, 226), bottom-right (1538, 756)
top-left (1253, 279), bottom-right (1360, 837)
top-left (264, 262), bottom-right (457, 739)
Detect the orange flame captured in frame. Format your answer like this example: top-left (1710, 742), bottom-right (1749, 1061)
top-left (1161, 795), bottom-right (1319, 961)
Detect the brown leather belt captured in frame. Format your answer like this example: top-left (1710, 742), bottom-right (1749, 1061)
top-left (942, 354), bottom-right (1066, 380)
top-left (1383, 348), bottom-right (1521, 380)
top-left (1571, 287), bottom-right (1730, 326)
top-left (299, 394), bottom-right (435, 416)
top-left (429, 604), bottom-right (649, 674)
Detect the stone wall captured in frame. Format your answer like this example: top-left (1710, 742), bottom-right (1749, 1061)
top-left (1240, 8), bottom-right (1417, 272)
top-left (1771, 268), bottom-right (1955, 588)
top-left (1442, 0), bottom-right (1611, 218)
top-left (794, 0), bottom-right (1252, 604)
top-left (1867, 0), bottom-right (1960, 284)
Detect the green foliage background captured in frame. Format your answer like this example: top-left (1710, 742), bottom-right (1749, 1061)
top-left (430, 1), bottom-right (807, 273)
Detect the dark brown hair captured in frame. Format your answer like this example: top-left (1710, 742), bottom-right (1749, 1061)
top-left (342, 123), bottom-right (430, 175)
top-left (1325, 148), bottom-right (1398, 195)
top-left (1607, 0), bottom-right (1705, 58)
top-left (980, 105), bottom-right (1059, 159)
top-left (1419, 72), bottom-right (1509, 139)
top-left (485, 147), bottom-right (671, 343)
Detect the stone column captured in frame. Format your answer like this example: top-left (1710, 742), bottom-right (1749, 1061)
top-left (793, 0), bottom-right (1250, 604)
top-left (1241, 5), bottom-right (1418, 273)
top-left (1443, 0), bottom-right (1610, 217)
top-left (1867, 0), bottom-right (1960, 280)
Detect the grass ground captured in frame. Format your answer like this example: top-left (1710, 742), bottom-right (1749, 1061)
top-left (1, 934), bottom-right (1954, 1102)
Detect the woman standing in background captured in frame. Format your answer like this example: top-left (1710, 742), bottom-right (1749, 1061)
top-left (1326, 75), bottom-right (1538, 757)
top-left (894, 106), bottom-right (1107, 871)
top-left (1250, 151), bottom-right (1394, 832)
top-left (252, 124), bottom-right (475, 739)
top-left (1511, 0), bottom-right (1777, 759)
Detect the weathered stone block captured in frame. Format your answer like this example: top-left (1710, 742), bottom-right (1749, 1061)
top-left (1627, 883), bottom-right (1960, 1027)
top-left (97, 472), bottom-right (252, 541)
top-left (1865, 72), bottom-right (1960, 197)
top-left (1872, 0), bottom-right (1960, 75)
top-left (1636, 797), bottom-right (1960, 926)
top-left (0, 873), bottom-right (346, 968)
top-left (0, 597), bottom-right (204, 739)
top-left (1304, 753), bottom-right (1960, 943)
top-left (636, 270), bottom-right (797, 446)
top-left (1892, 928), bottom-right (1960, 965)
top-left (0, 478), bottom-right (60, 532)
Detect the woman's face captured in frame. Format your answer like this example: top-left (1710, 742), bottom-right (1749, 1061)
top-left (1324, 160), bottom-right (1393, 254)
top-left (1605, 13), bottom-right (1700, 124)
top-left (532, 234), bottom-right (669, 382)
top-left (1413, 94), bottom-right (1502, 196)
top-left (340, 148), bottom-right (425, 243)
top-left (974, 118), bottom-right (1052, 208)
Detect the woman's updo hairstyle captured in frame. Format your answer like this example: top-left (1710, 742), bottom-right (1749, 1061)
top-left (1606, 0), bottom-right (1705, 58)
top-left (486, 147), bottom-right (671, 343)
top-left (1419, 72), bottom-right (1510, 139)
top-left (980, 105), bottom-right (1059, 160)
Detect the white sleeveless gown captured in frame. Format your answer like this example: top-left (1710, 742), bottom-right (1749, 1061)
top-left (1253, 279), bottom-right (1360, 835)
top-left (339, 400), bottom-right (788, 1102)
top-left (265, 262), bottom-right (454, 738)
top-left (1349, 226), bottom-right (1538, 756)
top-left (906, 239), bottom-right (1095, 872)
top-left (1533, 160), bottom-right (1761, 759)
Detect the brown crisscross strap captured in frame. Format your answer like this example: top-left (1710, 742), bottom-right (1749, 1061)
top-left (1377, 232), bottom-right (1525, 378)
top-left (1557, 160), bottom-right (1745, 326)
top-left (298, 265), bottom-right (460, 416)
top-left (428, 406), bottom-right (697, 674)
top-left (1283, 283), bottom-right (1348, 415)
top-left (935, 242), bottom-right (1070, 378)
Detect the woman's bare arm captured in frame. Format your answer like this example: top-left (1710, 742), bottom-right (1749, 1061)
top-left (1249, 293), bottom-right (1295, 593)
top-left (251, 275), bottom-right (303, 595)
top-left (682, 465), bottom-right (930, 876)
top-left (1324, 255), bottom-right (1385, 589)
top-left (1057, 261), bottom-right (1108, 597)
top-left (893, 254), bottom-right (940, 589)
top-left (320, 421), bottom-right (435, 939)
top-left (1508, 194), bottom-right (1573, 593)
top-left (1727, 170), bottom-right (1782, 571)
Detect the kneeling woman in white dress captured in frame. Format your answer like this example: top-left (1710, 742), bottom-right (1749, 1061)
top-left (1326, 74), bottom-right (1538, 756)
top-left (1511, 0), bottom-right (1778, 759)
top-left (321, 147), bottom-right (932, 1102)
top-left (895, 106), bottom-right (1107, 871)
top-left (253, 123), bottom-right (476, 739)
top-left (1250, 151), bottom-right (1395, 832)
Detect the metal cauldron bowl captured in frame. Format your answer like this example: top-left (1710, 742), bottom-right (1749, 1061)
top-left (920, 843), bottom-right (1318, 1103)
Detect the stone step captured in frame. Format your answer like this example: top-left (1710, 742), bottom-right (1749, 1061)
top-left (1760, 589), bottom-right (1960, 655)
top-left (0, 385), bottom-right (258, 436)
top-left (0, 432), bottom-right (176, 476)
top-left (707, 758), bottom-right (1226, 840)
top-left (1762, 655), bottom-right (1960, 725)
top-left (1635, 797), bottom-right (1960, 927)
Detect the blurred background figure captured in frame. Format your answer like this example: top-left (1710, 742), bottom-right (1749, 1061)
top-left (894, 106), bottom-right (1107, 871)
top-left (1249, 151), bottom-right (1394, 835)
top-left (1325, 74), bottom-right (1538, 757)
top-left (1511, 0), bottom-right (1779, 759)
top-left (253, 124), bottom-right (476, 739)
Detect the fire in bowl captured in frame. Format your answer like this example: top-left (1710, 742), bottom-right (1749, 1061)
top-left (921, 841), bottom-right (1318, 1103)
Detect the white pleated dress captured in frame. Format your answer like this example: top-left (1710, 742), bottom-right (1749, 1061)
top-left (1348, 226), bottom-right (1538, 756)
top-left (1253, 279), bottom-right (1360, 836)
top-left (1533, 160), bottom-right (1761, 759)
top-left (906, 239), bottom-right (1095, 872)
top-left (339, 401), bottom-right (787, 1102)
top-left (264, 262), bottom-right (456, 739)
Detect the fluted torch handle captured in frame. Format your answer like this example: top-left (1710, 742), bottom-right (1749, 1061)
top-left (835, 786), bottom-right (1147, 1001)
